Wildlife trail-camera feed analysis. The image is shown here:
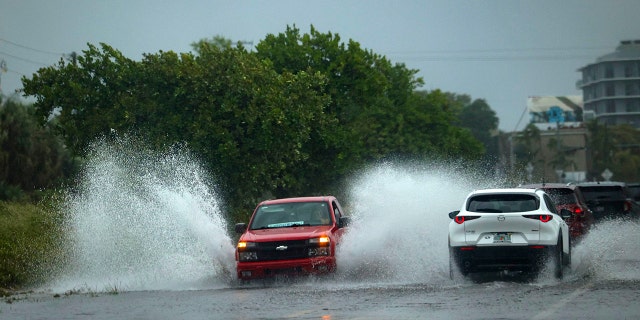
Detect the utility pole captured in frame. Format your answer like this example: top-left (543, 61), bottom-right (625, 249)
top-left (0, 59), bottom-right (6, 102)
top-left (0, 59), bottom-right (6, 90)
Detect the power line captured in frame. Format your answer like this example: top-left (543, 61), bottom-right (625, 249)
top-left (0, 50), bottom-right (53, 67)
top-left (384, 45), bottom-right (611, 55)
top-left (394, 54), bottom-right (597, 62)
top-left (0, 38), bottom-right (64, 56)
top-left (383, 44), bottom-right (610, 62)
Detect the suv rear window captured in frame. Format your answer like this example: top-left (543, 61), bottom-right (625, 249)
top-left (627, 184), bottom-right (640, 201)
top-left (544, 188), bottom-right (576, 205)
top-left (580, 186), bottom-right (626, 202)
top-left (467, 194), bottom-right (539, 213)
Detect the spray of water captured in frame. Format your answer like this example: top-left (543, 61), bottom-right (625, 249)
top-left (51, 137), bottom-right (235, 292)
top-left (51, 140), bottom-right (639, 292)
top-left (570, 219), bottom-right (640, 281)
top-left (335, 161), bottom-right (496, 284)
top-left (334, 161), bottom-right (640, 286)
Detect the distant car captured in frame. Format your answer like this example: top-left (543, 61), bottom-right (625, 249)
top-left (519, 183), bottom-right (594, 243)
top-left (448, 188), bottom-right (571, 279)
top-left (234, 196), bottom-right (350, 280)
top-left (573, 181), bottom-right (640, 222)
top-left (626, 183), bottom-right (640, 202)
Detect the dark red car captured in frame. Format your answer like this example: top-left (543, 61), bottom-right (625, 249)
top-left (234, 196), bottom-right (350, 280)
top-left (573, 181), bottom-right (640, 222)
top-left (519, 183), bottom-right (594, 243)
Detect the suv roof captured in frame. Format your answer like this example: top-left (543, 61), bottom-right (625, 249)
top-left (471, 187), bottom-right (538, 194)
top-left (572, 181), bottom-right (628, 187)
top-left (519, 183), bottom-right (577, 190)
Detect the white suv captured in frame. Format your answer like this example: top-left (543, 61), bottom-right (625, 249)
top-left (448, 188), bottom-right (571, 279)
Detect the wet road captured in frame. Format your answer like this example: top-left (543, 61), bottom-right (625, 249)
top-left (3, 275), bottom-right (640, 319)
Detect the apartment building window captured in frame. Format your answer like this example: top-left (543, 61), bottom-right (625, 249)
top-left (606, 100), bottom-right (616, 113)
top-left (625, 63), bottom-right (635, 77)
top-left (594, 85), bottom-right (602, 99)
top-left (627, 100), bottom-right (640, 113)
top-left (606, 83), bottom-right (616, 96)
top-left (626, 83), bottom-right (635, 95)
top-left (605, 64), bottom-right (614, 78)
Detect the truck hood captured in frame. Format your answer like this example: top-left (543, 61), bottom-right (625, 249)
top-left (240, 226), bottom-right (333, 242)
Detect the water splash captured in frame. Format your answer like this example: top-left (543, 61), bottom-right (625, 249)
top-left (336, 161), bottom-right (496, 284)
top-left (570, 218), bottom-right (640, 281)
top-left (51, 137), bottom-right (235, 292)
top-left (50, 145), bottom-right (640, 292)
top-left (334, 161), bottom-right (640, 285)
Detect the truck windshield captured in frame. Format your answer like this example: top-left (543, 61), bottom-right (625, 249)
top-left (249, 202), bottom-right (331, 230)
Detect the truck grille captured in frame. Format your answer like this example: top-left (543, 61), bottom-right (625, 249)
top-left (252, 240), bottom-right (310, 261)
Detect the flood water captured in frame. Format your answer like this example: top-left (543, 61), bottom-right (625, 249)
top-left (42, 138), bottom-right (640, 294)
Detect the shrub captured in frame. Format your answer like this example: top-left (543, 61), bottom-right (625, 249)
top-left (0, 200), bottom-right (69, 289)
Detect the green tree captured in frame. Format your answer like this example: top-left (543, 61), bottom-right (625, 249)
top-left (255, 25), bottom-right (483, 194)
top-left (22, 42), bottom-right (331, 215)
top-left (0, 100), bottom-right (73, 200)
top-left (458, 99), bottom-right (499, 157)
top-left (587, 122), bottom-right (640, 182)
top-left (191, 35), bottom-right (233, 52)
top-left (22, 44), bottom-right (137, 154)
top-left (22, 27), bottom-right (487, 215)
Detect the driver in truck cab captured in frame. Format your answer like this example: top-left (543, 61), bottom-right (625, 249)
top-left (310, 205), bottom-right (331, 225)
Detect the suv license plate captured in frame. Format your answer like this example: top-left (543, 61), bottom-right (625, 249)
top-left (493, 233), bottom-right (511, 243)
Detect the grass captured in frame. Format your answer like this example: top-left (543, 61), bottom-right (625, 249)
top-left (0, 200), bottom-right (70, 292)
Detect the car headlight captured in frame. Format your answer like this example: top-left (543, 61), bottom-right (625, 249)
top-left (308, 236), bottom-right (330, 245)
top-left (238, 251), bottom-right (258, 261)
top-left (237, 241), bottom-right (256, 249)
top-left (308, 247), bottom-right (331, 257)
top-left (308, 236), bottom-right (331, 256)
top-left (237, 241), bottom-right (258, 261)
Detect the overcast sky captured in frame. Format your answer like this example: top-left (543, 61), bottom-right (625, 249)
top-left (2, 0), bottom-right (639, 131)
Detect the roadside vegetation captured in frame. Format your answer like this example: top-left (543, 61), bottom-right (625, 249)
top-left (0, 200), bottom-right (69, 294)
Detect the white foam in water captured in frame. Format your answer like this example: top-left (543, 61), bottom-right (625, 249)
top-left (50, 143), bottom-right (640, 293)
top-left (51, 138), bottom-right (236, 292)
top-left (570, 218), bottom-right (640, 281)
top-left (335, 162), bottom-right (640, 286)
top-left (336, 162), bottom-right (495, 284)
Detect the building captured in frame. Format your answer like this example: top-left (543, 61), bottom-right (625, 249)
top-left (522, 96), bottom-right (588, 183)
top-left (577, 40), bottom-right (640, 127)
top-left (526, 96), bottom-right (583, 131)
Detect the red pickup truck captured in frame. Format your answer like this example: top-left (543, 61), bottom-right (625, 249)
top-left (234, 196), bottom-right (350, 280)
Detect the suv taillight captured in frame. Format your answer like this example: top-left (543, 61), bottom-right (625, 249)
top-left (573, 207), bottom-right (583, 216)
top-left (524, 214), bottom-right (553, 222)
top-left (454, 216), bottom-right (480, 224)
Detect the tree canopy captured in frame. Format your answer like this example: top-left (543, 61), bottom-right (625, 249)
top-left (21, 25), bottom-right (484, 215)
top-left (0, 99), bottom-right (73, 200)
